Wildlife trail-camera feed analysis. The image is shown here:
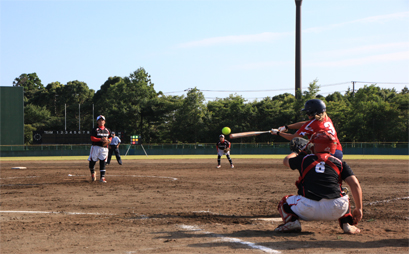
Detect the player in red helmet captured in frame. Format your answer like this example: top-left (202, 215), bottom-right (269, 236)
top-left (274, 131), bottom-right (363, 234)
top-left (271, 99), bottom-right (344, 160)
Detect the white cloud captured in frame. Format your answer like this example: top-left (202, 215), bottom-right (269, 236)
top-left (175, 12), bottom-right (409, 48)
top-left (228, 60), bottom-right (293, 70)
top-left (176, 31), bottom-right (292, 48)
top-left (317, 42), bottom-right (409, 57)
top-left (306, 51), bottom-right (409, 67)
top-left (304, 11), bottom-right (409, 34)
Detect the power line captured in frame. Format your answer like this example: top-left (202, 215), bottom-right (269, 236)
top-left (163, 81), bottom-right (408, 95)
top-left (352, 81), bottom-right (409, 85)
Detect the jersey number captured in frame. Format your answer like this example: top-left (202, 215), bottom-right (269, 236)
top-left (315, 161), bottom-right (326, 173)
top-left (324, 122), bottom-right (336, 135)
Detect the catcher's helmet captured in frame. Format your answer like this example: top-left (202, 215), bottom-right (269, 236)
top-left (310, 131), bottom-right (337, 154)
top-left (96, 115), bottom-right (105, 121)
top-left (302, 99), bottom-right (326, 116)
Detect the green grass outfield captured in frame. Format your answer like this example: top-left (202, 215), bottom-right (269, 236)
top-left (0, 154), bottom-right (408, 161)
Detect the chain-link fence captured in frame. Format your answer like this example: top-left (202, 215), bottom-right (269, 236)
top-left (0, 142), bottom-right (407, 157)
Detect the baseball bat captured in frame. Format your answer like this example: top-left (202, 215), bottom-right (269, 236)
top-left (229, 130), bottom-right (272, 139)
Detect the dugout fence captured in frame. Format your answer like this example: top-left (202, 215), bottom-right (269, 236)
top-left (0, 142), bottom-right (407, 157)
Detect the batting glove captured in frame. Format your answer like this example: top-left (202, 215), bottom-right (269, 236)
top-left (278, 125), bottom-right (288, 132)
top-left (271, 129), bottom-right (279, 135)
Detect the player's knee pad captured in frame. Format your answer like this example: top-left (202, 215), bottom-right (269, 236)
top-left (277, 195), bottom-right (298, 223)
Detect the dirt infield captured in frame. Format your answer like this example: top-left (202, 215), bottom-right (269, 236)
top-left (1, 158), bottom-right (408, 253)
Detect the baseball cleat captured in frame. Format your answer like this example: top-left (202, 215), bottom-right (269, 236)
top-left (216, 165), bottom-right (221, 168)
top-left (342, 223), bottom-right (360, 234)
top-left (100, 177), bottom-right (107, 183)
top-left (274, 220), bottom-right (301, 233)
top-left (91, 173), bottom-right (96, 182)
top-left (230, 164), bottom-right (234, 168)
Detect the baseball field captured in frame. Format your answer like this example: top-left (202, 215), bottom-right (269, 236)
top-left (1, 155), bottom-right (408, 253)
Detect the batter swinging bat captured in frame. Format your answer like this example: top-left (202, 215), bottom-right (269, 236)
top-left (229, 130), bottom-right (272, 139)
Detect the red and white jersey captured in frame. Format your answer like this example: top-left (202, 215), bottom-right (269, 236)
top-left (296, 117), bottom-right (342, 151)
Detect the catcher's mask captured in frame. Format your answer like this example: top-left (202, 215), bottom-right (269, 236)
top-left (302, 99), bottom-right (326, 116)
top-left (310, 131), bottom-right (337, 154)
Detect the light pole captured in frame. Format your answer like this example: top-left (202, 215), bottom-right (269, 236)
top-left (295, 0), bottom-right (303, 99)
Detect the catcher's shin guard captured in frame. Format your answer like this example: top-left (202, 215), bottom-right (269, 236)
top-left (278, 195), bottom-right (299, 223)
top-left (338, 212), bottom-right (354, 229)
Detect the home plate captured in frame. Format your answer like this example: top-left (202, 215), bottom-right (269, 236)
top-left (252, 218), bottom-right (282, 222)
top-left (11, 167), bottom-right (27, 169)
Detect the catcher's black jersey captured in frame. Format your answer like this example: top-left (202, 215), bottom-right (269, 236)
top-left (216, 140), bottom-right (231, 150)
top-left (90, 126), bottom-right (111, 146)
top-left (289, 153), bottom-right (354, 201)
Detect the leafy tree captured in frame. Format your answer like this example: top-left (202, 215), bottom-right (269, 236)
top-left (13, 73), bottom-right (44, 103)
top-left (23, 104), bottom-right (53, 143)
top-left (171, 88), bottom-right (207, 143)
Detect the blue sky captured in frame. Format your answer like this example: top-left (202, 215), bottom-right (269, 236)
top-left (1, 0), bottom-right (408, 101)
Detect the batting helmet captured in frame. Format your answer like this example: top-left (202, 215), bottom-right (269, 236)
top-left (301, 99), bottom-right (326, 116)
top-left (310, 131), bottom-right (337, 154)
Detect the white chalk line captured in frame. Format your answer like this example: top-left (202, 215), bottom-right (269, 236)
top-left (364, 196), bottom-right (409, 206)
top-left (0, 174), bottom-right (177, 181)
top-left (0, 176), bottom-right (39, 180)
top-left (68, 174), bottom-right (178, 181)
top-left (0, 210), bottom-right (115, 215)
top-left (193, 210), bottom-right (282, 222)
top-left (179, 224), bottom-right (281, 254)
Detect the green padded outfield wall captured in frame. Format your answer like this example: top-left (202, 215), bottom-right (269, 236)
top-left (0, 86), bottom-right (24, 145)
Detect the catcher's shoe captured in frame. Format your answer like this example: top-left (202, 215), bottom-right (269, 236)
top-left (342, 223), bottom-right (360, 234)
top-left (274, 220), bottom-right (301, 233)
top-left (91, 173), bottom-right (96, 182)
top-left (100, 177), bottom-right (107, 183)
top-left (216, 165), bottom-right (221, 168)
top-left (230, 164), bottom-right (234, 168)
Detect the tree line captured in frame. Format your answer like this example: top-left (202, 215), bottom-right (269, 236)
top-left (13, 68), bottom-right (409, 144)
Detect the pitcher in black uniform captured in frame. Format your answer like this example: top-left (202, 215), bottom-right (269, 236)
top-left (216, 134), bottom-right (234, 168)
top-left (88, 115), bottom-right (112, 183)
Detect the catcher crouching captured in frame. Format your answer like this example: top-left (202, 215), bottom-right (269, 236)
top-left (216, 134), bottom-right (234, 168)
top-left (88, 115), bottom-right (112, 183)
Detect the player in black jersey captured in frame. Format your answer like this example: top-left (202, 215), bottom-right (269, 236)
top-left (88, 115), bottom-right (112, 183)
top-left (275, 131), bottom-right (363, 234)
top-left (216, 134), bottom-right (234, 168)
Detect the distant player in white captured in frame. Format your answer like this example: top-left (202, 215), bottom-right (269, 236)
top-left (88, 115), bottom-right (111, 183)
top-left (216, 134), bottom-right (234, 168)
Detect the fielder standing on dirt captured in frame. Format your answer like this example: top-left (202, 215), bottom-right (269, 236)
top-left (216, 134), bottom-right (234, 168)
top-left (106, 132), bottom-right (122, 165)
top-left (271, 99), bottom-right (344, 160)
top-left (88, 115), bottom-right (111, 183)
top-left (275, 131), bottom-right (363, 234)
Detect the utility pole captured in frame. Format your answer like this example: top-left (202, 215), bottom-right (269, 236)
top-left (295, 0), bottom-right (303, 99)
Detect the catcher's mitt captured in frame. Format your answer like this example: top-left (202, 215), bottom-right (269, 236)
top-left (289, 137), bottom-right (312, 154)
top-left (223, 148), bottom-right (230, 153)
top-left (101, 137), bottom-right (110, 147)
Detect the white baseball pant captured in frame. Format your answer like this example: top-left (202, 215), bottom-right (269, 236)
top-left (287, 195), bottom-right (350, 221)
top-left (88, 145), bottom-right (109, 162)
